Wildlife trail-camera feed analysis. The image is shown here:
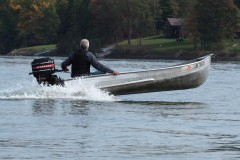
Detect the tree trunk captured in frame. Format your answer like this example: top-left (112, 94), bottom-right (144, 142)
top-left (139, 35), bottom-right (142, 46)
top-left (128, 27), bottom-right (132, 45)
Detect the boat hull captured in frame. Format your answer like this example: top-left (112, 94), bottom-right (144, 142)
top-left (65, 54), bottom-right (212, 95)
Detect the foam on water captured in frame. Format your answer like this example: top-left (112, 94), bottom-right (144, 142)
top-left (0, 78), bottom-right (118, 101)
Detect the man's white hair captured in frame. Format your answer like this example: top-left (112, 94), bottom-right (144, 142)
top-left (80, 39), bottom-right (89, 49)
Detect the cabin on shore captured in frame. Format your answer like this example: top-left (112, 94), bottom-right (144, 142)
top-left (164, 18), bottom-right (184, 41)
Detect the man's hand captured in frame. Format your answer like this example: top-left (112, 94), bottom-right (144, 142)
top-left (62, 66), bottom-right (69, 72)
top-left (113, 70), bottom-right (119, 75)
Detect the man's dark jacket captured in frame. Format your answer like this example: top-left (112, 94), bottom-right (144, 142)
top-left (61, 49), bottom-right (113, 78)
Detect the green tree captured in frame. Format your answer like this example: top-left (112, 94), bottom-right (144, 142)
top-left (0, 0), bottom-right (18, 54)
top-left (56, 0), bottom-right (160, 55)
top-left (187, 0), bottom-right (239, 50)
top-left (159, 0), bottom-right (181, 20)
top-left (136, 0), bottom-right (160, 45)
top-left (90, 0), bottom-right (122, 45)
top-left (117, 0), bottom-right (159, 45)
top-left (178, 0), bottom-right (193, 17)
top-left (56, 0), bottom-right (95, 55)
top-left (117, 0), bottom-right (139, 45)
top-left (92, 0), bottom-right (159, 46)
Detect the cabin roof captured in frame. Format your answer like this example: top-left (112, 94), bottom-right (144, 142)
top-left (166, 18), bottom-right (184, 26)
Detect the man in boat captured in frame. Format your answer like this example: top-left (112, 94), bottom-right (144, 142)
top-left (61, 39), bottom-right (119, 78)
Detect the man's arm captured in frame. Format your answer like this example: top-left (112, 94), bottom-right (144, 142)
top-left (61, 55), bottom-right (72, 71)
top-left (86, 52), bottom-right (117, 74)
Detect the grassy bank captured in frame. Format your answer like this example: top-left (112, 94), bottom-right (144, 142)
top-left (24, 44), bottom-right (56, 51)
top-left (118, 36), bottom-right (193, 53)
top-left (7, 44), bottom-right (56, 56)
top-left (6, 36), bottom-right (240, 60)
top-left (107, 36), bottom-right (240, 60)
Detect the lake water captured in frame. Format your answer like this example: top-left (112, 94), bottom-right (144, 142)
top-left (0, 56), bottom-right (239, 160)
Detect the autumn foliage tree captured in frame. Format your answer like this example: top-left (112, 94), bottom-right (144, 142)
top-left (10, 0), bottom-right (59, 46)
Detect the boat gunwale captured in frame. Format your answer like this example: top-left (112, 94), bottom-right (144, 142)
top-left (85, 54), bottom-right (211, 77)
top-left (64, 54), bottom-right (213, 82)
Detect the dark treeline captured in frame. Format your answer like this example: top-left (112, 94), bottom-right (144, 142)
top-left (0, 0), bottom-right (239, 55)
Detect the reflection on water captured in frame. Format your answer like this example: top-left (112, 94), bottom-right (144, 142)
top-left (68, 101), bottom-right (91, 116)
top-left (119, 100), bottom-right (205, 106)
top-left (209, 140), bottom-right (240, 151)
top-left (32, 99), bottom-right (93, 116)
top-left (32, 99), bottom-right (57, 115)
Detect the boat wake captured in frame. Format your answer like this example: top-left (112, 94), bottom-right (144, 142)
top-left (0, 79), bottom-right (117, 101)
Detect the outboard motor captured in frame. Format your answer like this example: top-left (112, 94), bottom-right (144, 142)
top-left (29, 57), bottom-right (64, 86)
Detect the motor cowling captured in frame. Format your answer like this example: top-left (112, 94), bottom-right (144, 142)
top-left (30, 57), bottom-right (64, 86)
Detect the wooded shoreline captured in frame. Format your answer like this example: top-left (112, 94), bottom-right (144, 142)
top-left (6, 47), bottom-right (240, 61)
top-left (105, 50), bottom-right (240, 61)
